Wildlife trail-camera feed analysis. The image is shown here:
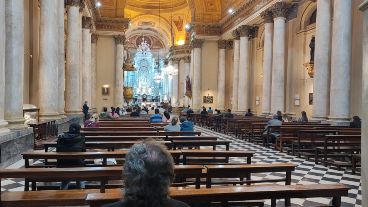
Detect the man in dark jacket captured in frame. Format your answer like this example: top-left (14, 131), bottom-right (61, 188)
top-left (82, 101), bottom-right (89, 121)
top-left (56, 123), bottom-right (86, 189)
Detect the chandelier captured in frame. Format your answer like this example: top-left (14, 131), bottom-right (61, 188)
top-left (162, 64), bottom-right (178, 79)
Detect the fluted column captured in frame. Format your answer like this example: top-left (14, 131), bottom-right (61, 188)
top-left (114, 35), bottom-right (125, 107)
top-left (65, 0), bottom-right (83, 114)
top-left (312, 0), bottom-right (331, 120)
top-left (261, 10), bottom-right (273, 115)
top-left (238, 25), bottom-right (252, 112)
top-left (178, 58), bottom-right (185, 106)
top-left (172, 59), bottom-right (180, 107)
top-left (359, 1), bottom-right (368, 205)
top-left (4, 0), bottom-right (25, 128)
top-left (0, 0), bottom-right (9, 133)
top-left (39, 0), bottom-right (60, 120)
top-left (192, 39), bottom-right (203, 110)
top-left (270, 2), bottom-right (288, 113)
top-left (82, 17), bottom-right (92, 106)
top-left (184, 56), bottom-right (191, 107)
top-left (217, 40), bottom-right (227, 110)
top-left (329, 0), bottom-right (352, 122)
top-left (58, 0), bottom-right (66, 116)
top-left (91, 34), bottom-right (98, 109)
top-left (232, 30), bottom-right (240, 111)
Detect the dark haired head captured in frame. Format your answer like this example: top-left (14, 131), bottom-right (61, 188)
top-left (155, 109), bottom-right (160, 114)
top-left (69, 123), bottom-right (81, 134)
top-left (163, 111), bottom-right (170, 120)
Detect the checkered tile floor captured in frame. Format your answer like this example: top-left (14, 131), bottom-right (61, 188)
top-left (1, 127), bottom-right (361, 207)
top-left (195, 126), bottom-right (362, 207)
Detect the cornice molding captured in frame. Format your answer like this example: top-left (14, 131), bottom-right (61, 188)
top-left (191, 39), bottom-right (204, 48)
top-left (95, 17), bottom-right (130, 33)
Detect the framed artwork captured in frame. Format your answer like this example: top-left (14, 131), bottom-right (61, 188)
top-left (203, 96), bottom-right (213, 104)
top-left (309, 93), bottom-right (313, 105)
top-left (102, 86), bottom-right (110, 96)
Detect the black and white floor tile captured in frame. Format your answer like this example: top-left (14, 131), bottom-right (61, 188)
top-left (1, 126), bottom-right (362, 207)
top-left (196, 126), bottom-right (362, 207)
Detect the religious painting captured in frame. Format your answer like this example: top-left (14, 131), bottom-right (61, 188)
top-left (309, 93), bottom-right (313, 105)
top-left (173, 16), bottom-right (184, 31)
top-left (102, 86), bottom-right (110, 96)
top-left (203, 96), bottom-right (213, 104)
top-left (185, 76), bottom-right (192, 99)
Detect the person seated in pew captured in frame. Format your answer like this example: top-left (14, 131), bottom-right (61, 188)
top-left (263, 114), bottom-right (282, 142)
top-left (164, 117), bottom-right (181, 132)
top-left (208, 107), bottom-right (213, 114)
top-left (276, 110), bottom-right (283, 121)
top-left (108, 107), bottom-right (119, 119)
top-left (150, 109), bottom-right (163, 123)
top-left (84, 113), bottom-right (100, 128)
top-left (181, 105), bottom-right (189, 114)
top-left (186, 106), bottom-right (194, 115)
top-left (200, 106), bottom-right (208, 116)
top-left (180, 117), bottom-right (194, 135)
top-left (103, 141), bottom-right (190, 207)
top-left (99, 107), bottom-right (109, 119)
top-left (162, 111), bottom-right (171, 123)
top-left (149, 106), bottom-right (155, 115)
top-left (56, 123), bottom-right (86, 190)
top-left (115, 107), bottom-right (121, 116)
top-left (245, 108), bottom-right (253, 116)
top-left (224, 109), bottom-right (234, 119)
top-left (297, 111), bottom-right (309, 123)
top-left (350, 116), bottom-right (361, 128)
top-left (130, 107), bottom-right (140, 117)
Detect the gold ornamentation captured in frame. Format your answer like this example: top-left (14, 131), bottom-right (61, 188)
top-left (304, 62), bottom-right (314, 78)
top-left (123, 87), bottom-right (134, 100)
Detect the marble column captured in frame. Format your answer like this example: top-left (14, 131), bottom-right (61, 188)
top-left (39, 0), bottom-right (60, 119)
top-left (359, 1), bottom-right (368, 205)
top-left (189, 50), bottom-right (194, 106)
top-left (238, 25), bottom-right (251, 112)
top-left (270, 2), bottom-right (288, 113)
top-left (82, 17), bottom-right (92, 106)
top-left (329, 0), bottom-right (352, 122)
top-left (65, 0), bottom-right (83, 114)
top-left (312, 0), bottom-right (331, 120)
top-left (172, 59), bottom-right (180, 107)
top-left (4, 0), bottom-right (25, 128)
top-left (58, 0), bottom-right (65, 117)
top-left (178, 58), bottom-right (185, 106)
top-left (91, 34), bottom-right (98, 110)
top-left (114, 35), bottom-right (125, 107)
top-left (184, 56), bottom-right (191, 107)
top-left (192, 39), bottom-right (203, 110)
top-left (0, 0), bottom-right (9, 133)
top-left (232, 30), bottom-right (240, 111)
top-left (217, 40), bottom-right (227, 111)
top-left (260, 10), bottom-right (273, 115)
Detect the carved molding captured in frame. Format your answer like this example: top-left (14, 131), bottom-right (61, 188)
top-left (271, 2), bottom-right (289, 18)
top-left (238, 25), bottom-right (252, 37)
top-left (190, 23), bottom-right (222, 37)
top-left (260, 9), bottom-right (273, 23)
top-left (184, 56), bottom-right (191, 63)
top-left (218, 40), bottom-right (227, 49)
top-left (232, 29), bottom-right (240, 40)
top-left (91, 34), bottom-right (98, 43)
top-left (226, 40), bottom-right (233, 49)
top-left (66, 0), bottom-right (83, 7)
top-left (95, 17), bottom-right (130, 33)
top-left (82, 16), bottom-right (92, 29)
top-left (114, 35), bottom-right (126, 45)
top-left (191, 39), bottom-right (204, 48)
top-left (172, 58), bottom-right (181, 64)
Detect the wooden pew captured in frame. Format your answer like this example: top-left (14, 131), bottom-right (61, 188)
top-left (80, 131), bottom-right (201, 136)
top-left (99, 121), bottom-right (150, 127)
top-left (352, 154), bottom-right (361, 174)
top-left (84, 135), bottom-right (166, 142)
top-left (293, 130), bottom-right (338, 157)
top-left (43, 141), bottom-right (172, 152)
top-left (81, 127), bottom-right (161, 132)
top-left (22, 150), bottom-right (182, 167)
top-left (314, 134), bottom-right (361, 168)
top-left (172, 140), bottom-right (231, 151)
top-left (181, 150), bottom-right (254, 165)
top-left (165, 136), bottom-right (218, 141)
top-left (85, 184), bottom-right (349, 207)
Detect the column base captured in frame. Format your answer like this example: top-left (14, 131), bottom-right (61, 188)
top-left (327, 116), bottom-right (351, 126)
top-left (65, 110), bottom-right (83, 115)
top-left (7, 118), bottom-right (27, 130)
top-left (0, 120), bottom-right (10, 135)
top-left (40, 112), bottom-right (62, 121)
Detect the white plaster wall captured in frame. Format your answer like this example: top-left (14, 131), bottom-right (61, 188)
top-left (201, 40), bottom-right (219, 109)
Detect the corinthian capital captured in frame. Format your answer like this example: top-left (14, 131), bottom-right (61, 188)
top-left (191, 39), bottom-right (204, 48)
top-left (91, 34), bottom-right (98, 43)
top-left (271, 2), bottom-right (289, 18)
top-left (260, 9), bottom-right (273, 23)
top-left (82, 17), bottom-right (92, 29)
top-left (114, 35), bottom-right (126, 45)
top-left (238, 25), bottom-right (252, 37)
top-left (232, 29), bottom-right (240, 40)
top-left (218, 40), bottom-right (227, 49)
top-left (66, 0), bottom-right (84, 11)
top-left (184, 56), bottom-right (191, 63)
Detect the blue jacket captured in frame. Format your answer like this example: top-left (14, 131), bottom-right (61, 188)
top-left (180, 121), bottom-right (194, 132)
top-left (150, 114), bottom-right (163, 123)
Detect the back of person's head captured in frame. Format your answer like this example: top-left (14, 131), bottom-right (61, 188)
top-left (209, 107), bottom-right (212, 110)
top-left (248, 108), bottom-right (251, 113)
top-left (272, 114), bottom-right (279, 120)
top-left (151, 107), bottom-right (154, 110)
top-left (103, 107), bottom-right (108, 112)
top-left (171, 117), bottom-right (178, 125)
top-left (180, 117), bottom-right (187, 123)
top-left (353, 116), bottom-right (361, 121)
top-left (164, 111), bottom-right (170, 119)
top-left (69, 123), bottom-right (81, 134)
top-left (123, 141), bottom-right (174, 207)
top-left (277, 111), bottom-right (282, 116)
top-left (227, 109), bottom-right (231, 113)
top-left (155, 109), bottom-right (160, 114)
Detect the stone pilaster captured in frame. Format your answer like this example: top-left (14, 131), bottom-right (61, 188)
top-left (39, 0), bottom-right (60, 120)
top-left (4, 0), bottom-right (26, 128)
top-left (114, 35), bottom-right (125, 107)
top-left (178, 58), bottom-right (186, 106)
top-left (217, 40), bottom-right (227, 110)
top-left (260, 10), bottom-right (273, 115)
top-left (313, 0), bottom-right (331, 120)
top-left (58, 0), bottom-right (66, 117)
top-left (82, 16), bottom-right (92, 107)
top-left (0, 0), bottom-right (9, 133)
top-left (238, 25), bottom-right (252, 112)
top-left (191, 39), bottom-right (203, 110)
top-left (270, 2), bottom-right (288, 113)
top-left (91, 34), bottom-right (98, 109)
top-left (232, 30), bottom-right (240, 111)
top-left (65, 0), bottom-right (83, 114)
top-left (359, 1), bottom-right (368, 205)
top-left (172, 58), bottom-right (180, 107)
top-left (329, 0), bottom-right (352, 122)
